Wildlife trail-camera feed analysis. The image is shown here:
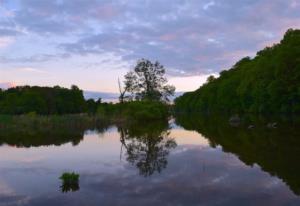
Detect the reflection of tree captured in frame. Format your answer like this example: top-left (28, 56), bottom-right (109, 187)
top-left (0, 122), bottom-right (110, 148)
top-left (119, 121), bottom-right (177, 177)
top-left (60, 181), bottom-right (80, 193)
top-left (175, 114), bottom-right (300, 195)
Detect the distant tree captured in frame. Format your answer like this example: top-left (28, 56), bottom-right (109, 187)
top-left (86, 98), bottom-right (101, 114)
top-left (206, 75), bottom-right (216, 83)
top-left (0, 85), bottom-right (87, 115)
top-left (121, 59), bottom-right (175, 102)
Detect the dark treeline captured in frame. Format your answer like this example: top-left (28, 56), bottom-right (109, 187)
top-left (175, 29), bottom-right (300, 114)
top-left (0, 85), bottom-right (87, 115)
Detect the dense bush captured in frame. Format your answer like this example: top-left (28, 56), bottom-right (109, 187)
top-left (175, 29), bottom-right (300, 114)
top-left (97, 101), bottom-right (169, 121)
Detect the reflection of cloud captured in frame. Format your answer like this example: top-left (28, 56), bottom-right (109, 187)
top-left (169, 128), bottom-right (210, 146)
top-left (8, 146), bottom-right (297, 206)
top-left (75, 147), bottom-right (299, 205)
top-left (0, 194), bottom-right (30, 205)
top-left (18, 156), bottom-right (45, 163)
top-left (0, 180), bottom-right (14, 195)
top-left (0, 180), bottom-right (30, 205)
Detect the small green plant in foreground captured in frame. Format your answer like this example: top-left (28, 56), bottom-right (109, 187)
top-left (59, 172), bottom-right (80, 193)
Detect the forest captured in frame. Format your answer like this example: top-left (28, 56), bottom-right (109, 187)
top-left (0, 85), bottom-right (87, 115)
top-left (175, 29), bottom-right (300, 114)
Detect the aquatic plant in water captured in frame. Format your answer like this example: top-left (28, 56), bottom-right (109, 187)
top-left (59, 172), bottom-right (80, 193)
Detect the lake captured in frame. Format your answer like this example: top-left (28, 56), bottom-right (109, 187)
top-left (0, 115), bottom-right (300, 206)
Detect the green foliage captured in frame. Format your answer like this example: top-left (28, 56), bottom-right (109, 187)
top-left (175, 29), bottom-right (300, 114)
top-left (59, 172), bottom-right (80, 193)
top-left (86, 98), bottom-right (102, 114)
top-left (97, 101), bottom-right (169, 122)
top-left (0, 85), bottom-right (86, 115)
top-left (121, 59), bottom-right (175, 102)
top-left (60, 172), bottom-right (79, 183)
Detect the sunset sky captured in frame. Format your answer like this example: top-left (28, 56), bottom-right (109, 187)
top-left (1, 0), bottom-right (300, 92)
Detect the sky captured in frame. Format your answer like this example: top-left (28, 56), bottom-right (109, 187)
top-left (0, 0), bottom-right (300, 92)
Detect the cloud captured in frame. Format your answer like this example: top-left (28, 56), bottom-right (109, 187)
top-left (1, 0), bottom-right (300, 78)
top-left (0, 28), bottom-right (22, 37)
top-left (18, 67), bottom-right (49, 74)
top-left (203, 1), bottom-right (215, 10)
top-left (0, 54), bottom-right (67, 63)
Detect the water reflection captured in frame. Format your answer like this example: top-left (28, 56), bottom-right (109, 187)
top-left (118, 121), bottom-right (177, 176)
top-left (175, 114), bottom-right (300, 195)
top-left (0, 123), bottom-right (110, 147)
top-left (60, 180), bottom-right (80, 193)
top-left (0, 116), bottom-right (300, 205)
top-left (0, 119), bottom-right (177, 177)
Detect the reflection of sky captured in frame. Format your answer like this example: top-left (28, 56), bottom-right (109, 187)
top-left (0, 126), bottom-right (300, 205)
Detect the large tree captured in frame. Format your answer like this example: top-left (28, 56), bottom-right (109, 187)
top-left (120, 59), bottom-right (175, 102)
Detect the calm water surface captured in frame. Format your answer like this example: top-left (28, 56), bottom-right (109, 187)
top-left (0, 116), bottom-right (300, 206)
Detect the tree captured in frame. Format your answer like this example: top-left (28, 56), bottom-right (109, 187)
top-left (206, 75), bottom-right (216, 83)
top-left (121, 59), bottom-right (175, 102)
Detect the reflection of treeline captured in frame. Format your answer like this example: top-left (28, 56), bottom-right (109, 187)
top-left (0, 85), bottom-right (86, 115)
top-left (175, 114), bottom-right (300, 195)
top-left (175, 29), bottom-right (300, 114)
top-left (0, 114), bottom-right (110, 147)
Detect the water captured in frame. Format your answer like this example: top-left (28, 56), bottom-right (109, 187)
top-left (0, 116), bottom-right (300, 206)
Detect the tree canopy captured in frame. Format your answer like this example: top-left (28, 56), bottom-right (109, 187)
top-left (0, 85), bottom-right (86, 115)
top-left (175, 29), bottom-right (300, 114)
top-left (120, 59), bottom-right (175, 102)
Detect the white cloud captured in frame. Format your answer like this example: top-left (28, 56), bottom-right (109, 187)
top-left (18, 67), bottom-right (49, 74)
top-left (169, 73), bottom-right (219, 92)
top-left (203, 1), bottom-right (215, 10)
